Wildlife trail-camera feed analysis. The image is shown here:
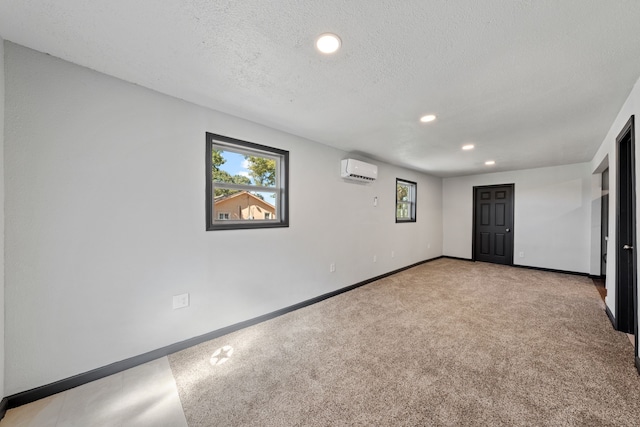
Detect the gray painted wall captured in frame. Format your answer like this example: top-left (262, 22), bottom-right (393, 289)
top-left (3, 43), bottom-right (443, 395)
top-left (443, 163), bottom-right (593, 274)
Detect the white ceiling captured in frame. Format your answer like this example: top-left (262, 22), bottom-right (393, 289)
top-left (1, 1), bottom-right (640, 177)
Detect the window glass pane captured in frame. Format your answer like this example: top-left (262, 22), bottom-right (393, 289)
top-left (397, 182), bottom-right (410, 202)
top-left (213, 190), bottom-right (278, 221)
top-left (212, 149), bottom-right (277, 188)
top-left (396, 179), bottom-right (416, 222)
top-left (397, 202), bottom-right (410, 219)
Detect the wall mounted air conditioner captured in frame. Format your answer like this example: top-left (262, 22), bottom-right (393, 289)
top-left (341, 159), bottom-right (378, 182)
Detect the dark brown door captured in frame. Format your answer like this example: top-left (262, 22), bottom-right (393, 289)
top-left (615, 116), bottom-right (637, 349)
top-left (473, 184), bottom-right (514, 265)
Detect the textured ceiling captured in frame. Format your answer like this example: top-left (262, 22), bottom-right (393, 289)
top-left (1, 0), bottom-right (640, 177)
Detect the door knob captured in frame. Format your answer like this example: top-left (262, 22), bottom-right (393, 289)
top-left (623, 244), bottom-right (633, 250)
top-left (506, 228), bottom-right (510, 232)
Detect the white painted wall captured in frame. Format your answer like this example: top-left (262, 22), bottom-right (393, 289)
top-left (3, 43), bottom-right (443, 395)
top-left (588, 171), bottom-right (603, 277)
top-left (443, 163), bottom-right (593, 273)
top-left (590, 74), bottom-right (640, 317)
top-left (0, 38), bottom-right (5, 401)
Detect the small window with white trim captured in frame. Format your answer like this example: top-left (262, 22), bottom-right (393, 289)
top-left (396, 179), bottom-right (416, 223)
top-left (206, 133), bottom-right (289, 230)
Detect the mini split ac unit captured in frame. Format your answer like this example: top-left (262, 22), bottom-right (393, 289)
top-left (341, 159), bottom-right (378, 182)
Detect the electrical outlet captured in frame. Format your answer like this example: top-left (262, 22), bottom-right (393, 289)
top-left (374, 196), bottom-right (378, 207)
top-left (330, 263), bottom-right (336, 273)
top-left (428, 243), bottom-right (431, 249)
top-left (391, 251), bottom-right (395, 258)
top-left (373, 255), bottom-right (377, 263)
top-left (519, 252), bottom-right (525, 258)
top-left (173, 293), bottom-right (189, 310)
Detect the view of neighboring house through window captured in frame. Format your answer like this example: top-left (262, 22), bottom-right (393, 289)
top-left (396, 178), bottom-right (417, 222)
top-left (206, 133), bottom-right (289, 230)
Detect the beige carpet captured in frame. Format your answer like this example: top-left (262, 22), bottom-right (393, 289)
top-left (168, 258), bottom-right (640, 426)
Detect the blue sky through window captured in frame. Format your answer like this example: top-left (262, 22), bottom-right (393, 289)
top-left (219, 150), bottom-right (251, 181)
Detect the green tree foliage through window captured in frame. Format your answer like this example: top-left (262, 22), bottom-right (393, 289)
top-left (397, 182), bottom-right (408, 202)
top-left (246, 156), bottom-right (276, 187)
top-left (212, 149), bottom-right (276, 198)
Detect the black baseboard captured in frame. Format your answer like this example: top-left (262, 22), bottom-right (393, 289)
top-left (0, 398), bottom-right (7, 422)
top-left (605, 305), bottom-right (617, 329)
top-left (511, 263), bottom-right (590, 277)
top-left (636, 356), bottom-right (640, 375)
top-left (441, 256), bottom-right (473, 262)
top-left (1, 256), bottom-right (442, 415)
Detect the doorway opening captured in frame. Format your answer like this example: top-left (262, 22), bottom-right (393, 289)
top-left (601, 168), bottom-right (609, 278)
top-left (594, 168), bottom-right (609, 301)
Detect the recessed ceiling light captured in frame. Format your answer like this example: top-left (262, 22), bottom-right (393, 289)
top-left (485, 160), bottom-right (496, 166)
top-left (316, 33), bottom-right (341, 54)
top-left (420, 114), bottom-right (436, 123)
top-left (462, 144), bottom-right (475, 150)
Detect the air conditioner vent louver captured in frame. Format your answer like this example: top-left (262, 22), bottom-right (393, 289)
top-left (349, 174), bottom-right (375, 181)
top-left (341, 159), bottom-right (378, 182)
